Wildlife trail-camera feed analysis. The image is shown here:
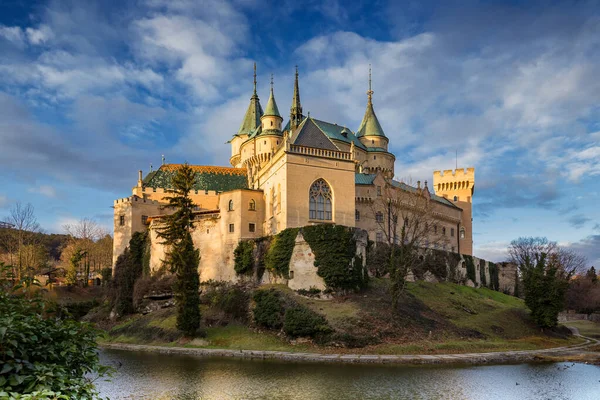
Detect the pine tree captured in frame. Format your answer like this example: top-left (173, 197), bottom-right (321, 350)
top-left (156, 163), bottom-right (201, 336)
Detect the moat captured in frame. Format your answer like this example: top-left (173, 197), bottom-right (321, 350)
top-left (98, 349), bottom-right (600, 399)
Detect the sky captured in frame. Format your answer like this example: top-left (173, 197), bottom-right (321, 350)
top-left (0, 0), bottom-right (599, 266)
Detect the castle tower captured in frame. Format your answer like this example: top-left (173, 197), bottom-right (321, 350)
top-left (433, 167), bottom-right (475, 255)
top-left (289, 66), bottom-right (303, 130)
top-left (230, 63), bottom-right (263, 167)
top-left (261, 74), bottom-right (283, 133)
top-left (357, 65), bottom-right (389, 151)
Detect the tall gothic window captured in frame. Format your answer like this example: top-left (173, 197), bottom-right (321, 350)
top-left (309, 179), bottom-right (332, 220)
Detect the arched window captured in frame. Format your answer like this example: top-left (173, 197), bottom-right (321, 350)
top-left (453, 196), bottom-right (458, 201)
top-left (309, 179), bottom-right (332, 220)
top-left (249, 199), bottom-right (256, 211)
top-left (228, 199), bottom-right (234, 211)
top-left (460, 228), bottom-right (465, 239)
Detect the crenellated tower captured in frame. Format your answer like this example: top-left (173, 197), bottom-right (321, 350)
top-left (433, 167), bottom-right (475, 255)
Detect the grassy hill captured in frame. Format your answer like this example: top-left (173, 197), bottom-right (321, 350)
top-left (98, 279), bottom-right (579, 354)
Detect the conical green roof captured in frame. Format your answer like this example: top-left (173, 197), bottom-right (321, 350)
top-left (356, 101), bottom-right (386, 138)
top-left (237, 93), bottom-right (263, 135)
top-left (263, 87), bottom-right (281, 118)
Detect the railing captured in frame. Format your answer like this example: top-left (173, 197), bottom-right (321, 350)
top-left (288, 144), bottom-right (352, 160)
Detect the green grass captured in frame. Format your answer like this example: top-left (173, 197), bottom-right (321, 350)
top-left (198, 325), bottom-right (310, 352)
top-left (563, 320), bottom-right (600, 339)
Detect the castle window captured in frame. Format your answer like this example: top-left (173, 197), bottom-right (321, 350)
top-left (374, 156), bottom-right (377, 160)
top-left (141, 215), bottom-right (148, 225)
top-left (228, 199), bottom-right (234, 211)
top-left (249, 199), bottom-right (256, 211)
top-left (309, 179), bottom-right (332, 221)
top-left (434, 224), bottom-right (437, 234)
top-left (355, 210), bottom-right (360, 221)
top-left (249, 223), bottom-right (256, 233)
top-left (229, 224), bottom-right (235, 233)
top-left (404, 217), bottom-right (408, 227)
top-left (375, 212), bottom-right (384, 223)
top-left (453, 196), bottom-right (458, 201)
top-left (442, 227), bottom-right (446, 235)
top-left (270, 121), bottom-right (273, 127)
top-left (460, 228), bottom-right (465, 239)
top-left (377, 186), bottom-right (382, 196)
top-left (376, 232), bottom-right (384, 242)
top-left (372, 140), bottom-right (374, 144)
top-left (451, 228), bottom-right (455, 237)
top-left (119, 215), bottom-right (125, 226)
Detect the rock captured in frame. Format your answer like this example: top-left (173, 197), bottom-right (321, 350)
top-left (423, 271), bottom-right (439, 283)
top-left (466, 279), bottom-right (475, 287)
top-left (189, 338), bottom-right (209, 347)
top-left (405, 270), bottom-right (415, 282)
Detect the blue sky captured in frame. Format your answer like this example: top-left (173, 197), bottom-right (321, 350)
top-left (0, 0), bottom-right (599, 265)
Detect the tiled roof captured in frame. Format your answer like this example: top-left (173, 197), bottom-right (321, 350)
top-left (293, 118), bottom-right (339, 150)
top-left (355, 173), bottom-right (377, 185)
top-left (357, 101), bottom-right (386, 138)
top-left (366, 147), bottom-right (390, 153)
top-left (263, 88), bottom-right (281, 117)
top-left (237, 93), bottom-right (263, 136)
top-left (390, 180), bottom-right (460, 209)
top-left (143, 164), bottom-right (248, 192)
top-left (311, 118), bottom-right (367, 150)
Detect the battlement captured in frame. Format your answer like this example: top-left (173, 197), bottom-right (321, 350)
top-left (113, 196), bottom-right (163, 206)
top-left (136, 186), bottom-right (222, 197)
top-left (433, 167), bottom-right (475, 179)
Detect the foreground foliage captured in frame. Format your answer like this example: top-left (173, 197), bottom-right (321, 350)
top-left (0, 264), bottom-right (109, 399)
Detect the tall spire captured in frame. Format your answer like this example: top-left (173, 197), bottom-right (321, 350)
top-left (290, 65), bottom-right (303, 130)
top-left (263, 73), bottom-right (281, 118)
top-left (357, 64), bottom-right (386, 138)
top-left (237, 62), bottom-right (263, 135)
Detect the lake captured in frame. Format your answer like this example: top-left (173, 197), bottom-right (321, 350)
top-left (97, 349), bottom-right (600, 399)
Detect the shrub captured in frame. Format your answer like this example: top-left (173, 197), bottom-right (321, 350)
top-left (234, 240), bottom-right (255, 276)
top-left (488, 262), bottom-right (500, 291)
top-left (252, 289), bottom-right (284, 329)
top-left (283, 305), bottom-right (331, 338)
top-left (203, 283), bottom-right (250, 323)
top-left (302, 225), bottom-right (367, 291)
top-left (479, 259), bottom-right (487, 287)
top-left (296, 287), bottom-right (322, 297)
top-left (0, 264), bottom-right (109, 398)
top-left (463, 255), bottom-right (476, 285)
top-left (100, 267), bottom-right (112, 286)
top-left (264, 228), bottom-right (299, 278)
top-left (133, 273), bottom-right (176, 308)
top-left (366, 241), bottom-right (390, 278)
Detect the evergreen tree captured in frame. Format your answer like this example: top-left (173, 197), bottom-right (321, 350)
top-left (586, 266), bottom-right (597, 283)
top-left (156, 163), bottom-right (201, 336)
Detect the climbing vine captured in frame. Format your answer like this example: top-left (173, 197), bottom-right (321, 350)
top-left (463, 255), bottom-right (476, 285)
top-left (302, 224), bottom-right (367, 291)
top-left (488, 262), bottom-right (500, 291)
top-left (264, 228), bottom-right (299, 278)
top-left (234, 240), bottom-right (255, 275)
top-left (479, 259), bottom-right (487, 287)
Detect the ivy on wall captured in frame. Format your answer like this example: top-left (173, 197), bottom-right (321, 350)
top-left (488, 262), bottom-right (500, 291)
top-left (479, 258), bottom-right (487, 287)
top-left (264, 228), bottom-right (299, 278)
top-left (463, 255), bottom-right (477, 285)
top-left (234, 240), bottom-right (255, 275)
top-left (302, 224), bottom-right (367, 291)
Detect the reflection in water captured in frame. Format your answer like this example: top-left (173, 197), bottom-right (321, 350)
top-left (97, 349), bottom-right (600, 400)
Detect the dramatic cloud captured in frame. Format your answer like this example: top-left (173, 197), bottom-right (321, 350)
top-left (568, 214), bottom-right (591, 229)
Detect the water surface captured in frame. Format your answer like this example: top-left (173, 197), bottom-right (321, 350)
top-left (97, 349), bottom-right (600, 399)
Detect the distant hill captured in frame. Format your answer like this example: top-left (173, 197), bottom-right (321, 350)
top-left (0, 228), bottom-right (71, 261)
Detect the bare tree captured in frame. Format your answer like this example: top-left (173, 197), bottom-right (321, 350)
top-left (2, 202), bottom-right (42, 280)
top-left (63, 218), bottom-right (105, 286)
top-left (508, 237), bottom-right (585, 278)
top-left (368, 180), bottom-right (449, 302)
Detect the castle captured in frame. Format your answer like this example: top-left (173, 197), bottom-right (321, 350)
top-left (113, 65), bottom-right (475, 284)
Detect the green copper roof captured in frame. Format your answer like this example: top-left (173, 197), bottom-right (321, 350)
top-left (390, 180), bottom-right (460, 209)
top-left (357, 101), bottom-right (386, 138)
top-left (263, 87), bottom-right (281, 118)
top-left (311, 118), bottom-right (367, 150)
top-left (237, 93), bottom-right (263, 136)
top-left (355, 173), bottom-right (377, 185)
top-left (143, 164), bottom-right (248, 192)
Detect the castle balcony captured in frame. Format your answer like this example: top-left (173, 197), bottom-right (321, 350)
top-left (288, 144), bottom-right (352, 161)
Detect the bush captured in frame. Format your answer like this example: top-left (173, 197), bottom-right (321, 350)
top-left (296, 287), bottom-right (322, 297)
top-left (234, 240), bottom-right (255, 276)
top-left (366, 241), bottom-right (390, 278)
top-left (463, 255), bottom-right (476, 285)
top-left (488, 262), bottom-right (500, 291)
top-left (252, 289), bottom-right (284, 329)
top-left (133, 273), bottom-right (176, 308)
top-left (283, 306), bottom-right (331, 338)
top-left (203, 283), bottom-right (250, 323)
top-left (100, 267), bottom-right (112, 286)
top-left (479, 259), bottom-right (487, 287)
top-left (0, 264), bottom-right (109, 398)
top-left (264, 228), bottom-right (299, 278)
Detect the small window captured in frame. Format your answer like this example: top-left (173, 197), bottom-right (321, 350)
top-left (451, 228), bottom-right (455, 237)
top-left (228, 199), bottom-right (234, 211)
top-left (371, 140), bottom-right (374, 144)
top-left (355, 210), bottom-right (360, 221)
top-left (264, 140), bottom-right (266, 145)
top-left (404, 217), bottom-right (408, 227)
top-left (434, 224), bottom-right (437, 234)
top-left (249, 199), bottom-right (256, 211)
top-left (453, 196), bottom-right (458, 201)
top-left (460, 228), bottom-right (465, 239)
top-left (374, 155), bottom-right (377, 160)
top-left (141, 215), bottom-right (148, 225)
top-left (229, 224), bottom-right (235, 233)
top-left (376, 212), bottom-right (384, 223)
top-left (451, 246), bottom-right (455, 253)
top-left (270, 121), bottom-right (273, 127)
top-left (249, 223), bottom-right (256, 233)
top-left (376, 232), bottom-right (384, 242)
top-left (289, 270), bottom-right (294, 279)
top-left (119, 215), bottom-right (125, 226)
top-left (207, 229), bottom-right (210, 234)
top-left (442, 227), bottom-right (446, 235)
top-left (377, 186), bottom-right (382, 196)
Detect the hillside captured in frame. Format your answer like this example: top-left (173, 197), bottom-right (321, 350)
top-left (97, 279), bottom-right (579, 354)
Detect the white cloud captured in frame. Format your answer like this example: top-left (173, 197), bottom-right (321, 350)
top-left (25, 25), bottom-right (54, 45)
top-left (28, 185), bottom-right (57, 198)
top-left (0, 26), bottom-right (26, 46)
top-left (0, 194), bottom-right (8, 209)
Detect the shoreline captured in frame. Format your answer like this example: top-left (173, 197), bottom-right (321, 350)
top-left (100, 335), bottom-right (600, 366)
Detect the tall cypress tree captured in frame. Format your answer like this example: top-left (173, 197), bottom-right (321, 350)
top-left (156, 163), bottom-right (201, 336)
